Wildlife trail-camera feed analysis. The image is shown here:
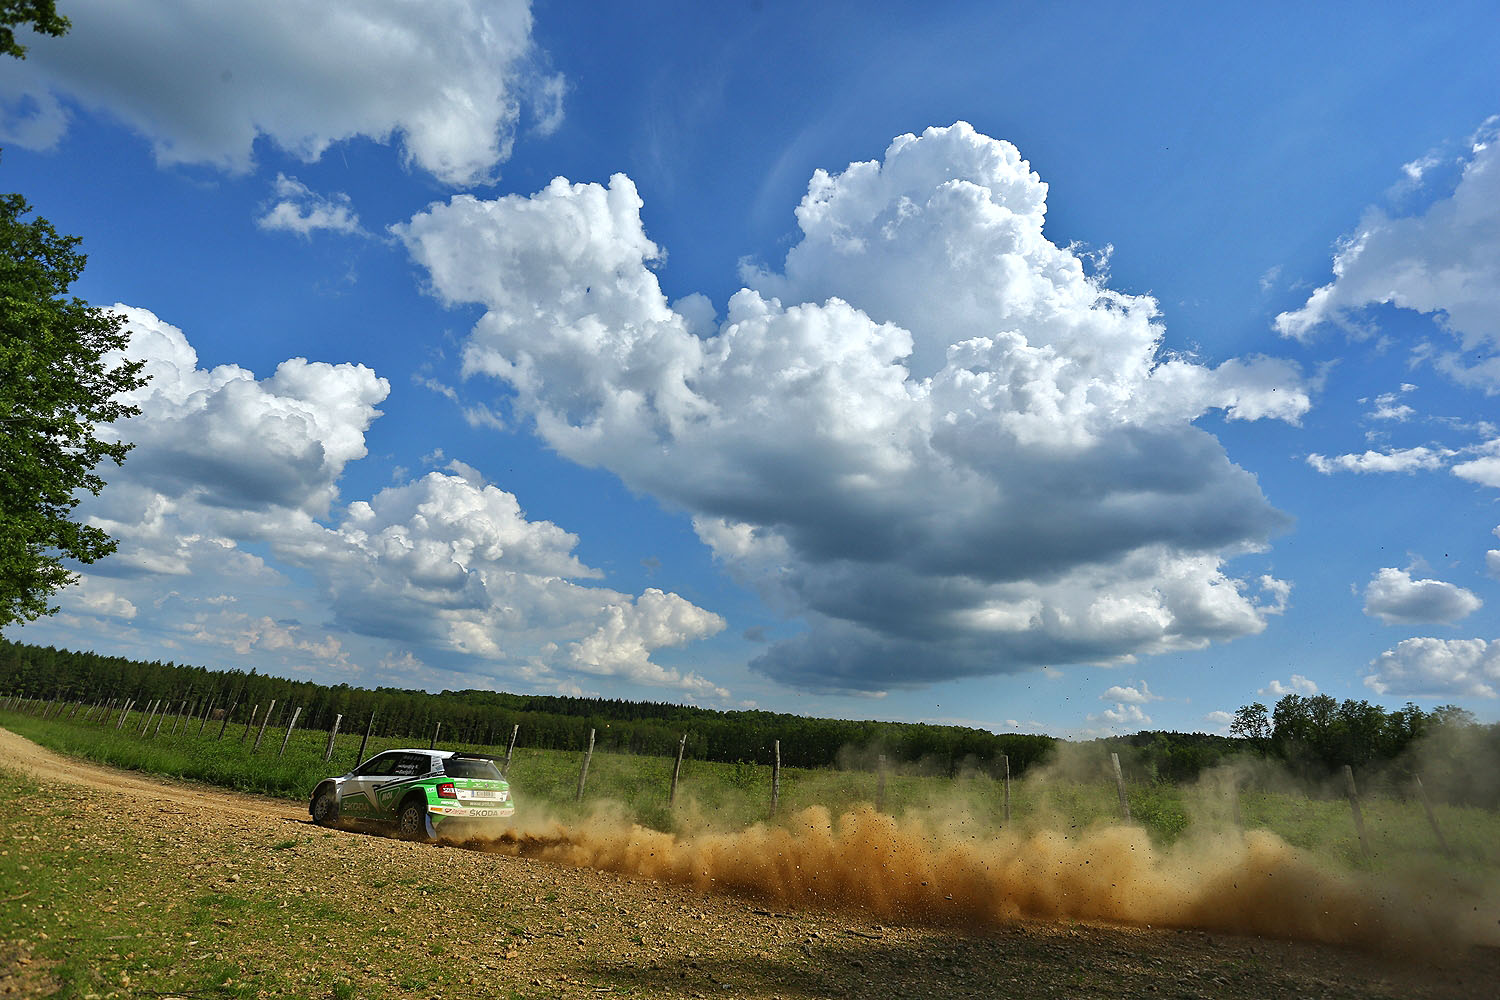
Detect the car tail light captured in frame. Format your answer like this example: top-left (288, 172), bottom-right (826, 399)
top-left (437, 782), bottom-right (457, 799)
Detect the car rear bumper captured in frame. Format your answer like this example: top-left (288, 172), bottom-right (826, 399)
top-left (429, 804), bottom-right (515, 818)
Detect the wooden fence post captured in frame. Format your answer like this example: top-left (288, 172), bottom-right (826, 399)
top-left (1343, 764), bottom-right (1371, 861)
top-left (1110, 752), bottom-right (1131, 822)
top-left (173, 699), bottom-right (195, 736)
top-left (1412, 774), bottom-right (1451, 857)
top-left (324, 714), bottom-right (343, 762)
top-left (252, 699), bottom-right (276, 753)
top-left (139, 699), bottom-right (160, 734)
top-left (115, 699), bottom-right (134, 731)
top-left (241, 703), bottom-right (259, 744)
top-left (502, 724), bottom-right (519, 776)
top-left (575, 728), bottom-right (596, 802)
top-left (669, 733), bottom-right (687, 807)
top-left (197, 697), bottom-right (216, 737)
top-left (1002, 753), bottom-right (1012, 823)
top-left (357, 712), bottom-right (375, 766)
top-left (771, 740), bottom-right (782, 818)
top-left (875, 754), bottom-right (888, 813)
top-left (153, 702), bottom-right (171, 738)
top-left (217, 700), bottom-right (238, 741)
top-left (278, 706), bottom-right (302, 758)
top-left (430, 721), bottom-right (441, 750)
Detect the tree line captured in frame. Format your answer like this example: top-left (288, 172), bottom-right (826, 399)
top-left (1226, 694), bottom-right (1480, 771)
top-left (1221, 694), bottom-right (1499, 806)
top-left (0, 639), bottom-right (1055, 775)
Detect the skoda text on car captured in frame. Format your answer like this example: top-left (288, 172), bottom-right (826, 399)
top-left (309, 749), bottom-right (514, 842)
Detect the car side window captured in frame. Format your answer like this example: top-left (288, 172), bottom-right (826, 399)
top-left (391, 753), bottom-right (430, 777)
top-left (353, 752), bottom-right (399, 777)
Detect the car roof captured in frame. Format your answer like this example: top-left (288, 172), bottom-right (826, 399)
top-left (372, 749), bottom-right (499, 761)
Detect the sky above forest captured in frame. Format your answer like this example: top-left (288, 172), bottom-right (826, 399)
top-left (2, 1), bottom-right (1498, 737)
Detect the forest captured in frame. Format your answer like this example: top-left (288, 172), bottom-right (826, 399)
top-left (0, 638), bottom-right (1054, 774)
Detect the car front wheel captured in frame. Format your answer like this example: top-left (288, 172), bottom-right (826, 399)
top-left (398, 799), bottom-right (433, 842)
top-left (311, 786), bottom-right (339, 827)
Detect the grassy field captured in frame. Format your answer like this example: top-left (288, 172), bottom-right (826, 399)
top-left (3, 703), bottom-right (1498, 881)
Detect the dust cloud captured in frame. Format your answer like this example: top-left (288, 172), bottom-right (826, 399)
top-left (456, 801), bottom-right (1498, 955)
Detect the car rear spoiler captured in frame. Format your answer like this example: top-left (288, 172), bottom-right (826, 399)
top-left (449, 752), bottom-right (502, 762)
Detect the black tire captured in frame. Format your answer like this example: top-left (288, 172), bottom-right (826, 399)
top-left (310, 784), bottom-right (339, 827)
top-left (398, 798), bottom-right (433, 842)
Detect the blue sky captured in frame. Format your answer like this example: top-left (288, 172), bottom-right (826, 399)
top-left (3, 1), bottom-right (1497, 736)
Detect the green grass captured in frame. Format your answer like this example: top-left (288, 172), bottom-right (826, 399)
top-left (4, 704), bottom-right (1499, 881)
top-left (0, 768), bottom-right (518, 1000)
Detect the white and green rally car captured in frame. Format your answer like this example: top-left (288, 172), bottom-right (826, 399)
top-left (309, 748), bottom-right (514, 842)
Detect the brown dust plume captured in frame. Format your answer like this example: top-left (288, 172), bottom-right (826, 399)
top-left (456, 804), bottom-right (1497, 955)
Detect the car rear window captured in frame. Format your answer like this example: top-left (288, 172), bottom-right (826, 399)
top-left (442, 757), bottom-right (503, 779)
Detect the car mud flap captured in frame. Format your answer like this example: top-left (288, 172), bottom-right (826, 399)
top-left (423, 812), bottom-right (437, 841)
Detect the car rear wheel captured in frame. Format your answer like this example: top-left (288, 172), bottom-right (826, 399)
top-left (310, 785), bottom-right (339, 827)
top-left (398, 799), bottom-right (433, 842)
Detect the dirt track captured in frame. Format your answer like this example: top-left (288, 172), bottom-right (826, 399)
top-left (3, 727), bottom-right (1498, 999)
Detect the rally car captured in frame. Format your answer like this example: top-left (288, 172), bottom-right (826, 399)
top-left (309, 748), bottom-right (514, 842)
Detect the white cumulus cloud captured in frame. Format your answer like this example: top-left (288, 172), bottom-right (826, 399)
top-left (0, 0), bottom-right (562, 186)
top-left (1365, 637), bottom-right (1500, 699)
top-left (1094, 702), bottom-right (1151, 728)
top-left (1365, 388), bottom-right (1415, 422)
top-left (33, 307), bottom-right (724, 698)
top-left (1100, 681), bottom-right (1160, 706)
top-left (1259, 674), bottom-right (1318, 697)
top-left (1453, 448), bottom-right (1500, 488)
top-left (256, 174), bottom-right (362, 238)
top-left (1275, 118), bottom-right (1500, 392)
top-left (1203, 710), bottom-right (1234, 732)
top-left (1306, 446), bottom-right (1454, 475)
top-left (398, 122), bottom-right (1306, 693)
top-left (1363, 567), bottom-right (1482, 625)
top-left (101, 305), bottom-right (389, 517)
